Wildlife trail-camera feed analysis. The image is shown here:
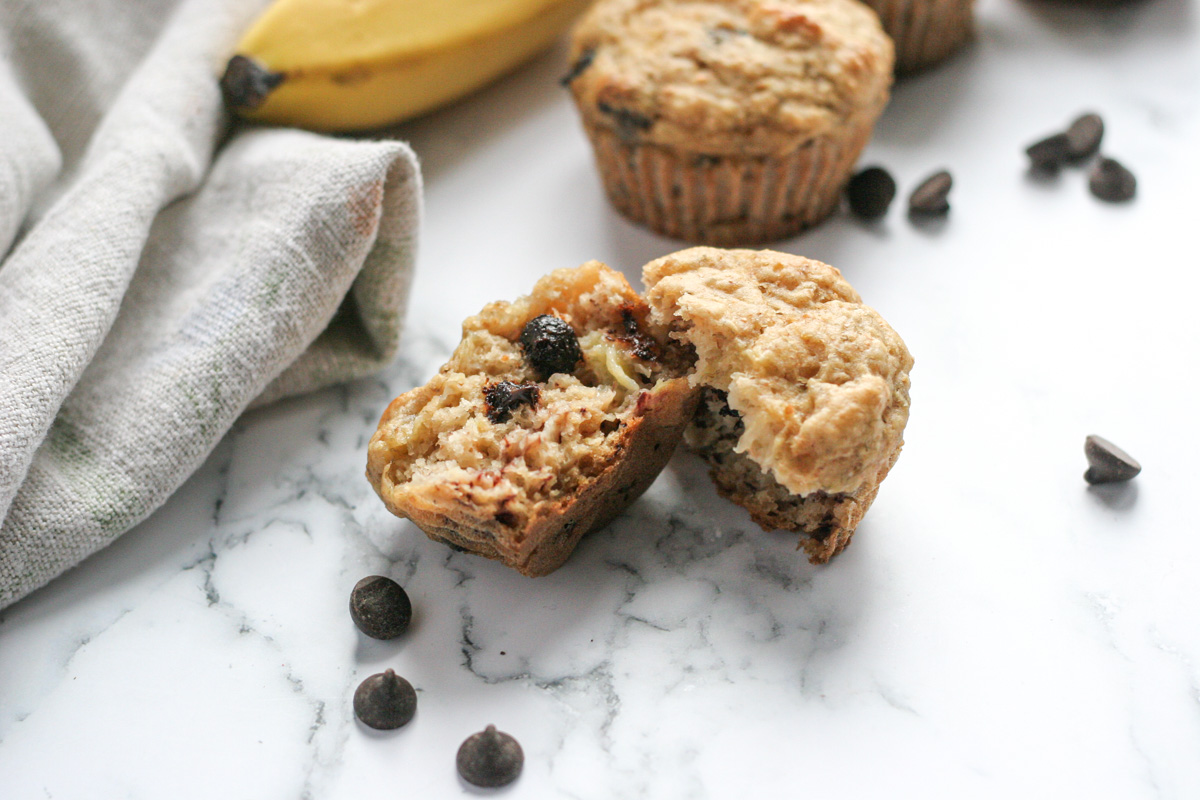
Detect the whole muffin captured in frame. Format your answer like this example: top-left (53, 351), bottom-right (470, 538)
top-left (861, 0), bottom-right (974, 73)
top-left (565, 0), bottom-right (893, 246)
top-left (643, 247), bottom-right (912, 562)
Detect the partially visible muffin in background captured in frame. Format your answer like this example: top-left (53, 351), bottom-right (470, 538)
top-left (861, 0), bottom-right (974, 73)
top-left (367, 262), bottom-right (698, 577)
top-left (565, 0), bottom-right (893, 246)
top-left (643, 247), bottom-right (912, 562)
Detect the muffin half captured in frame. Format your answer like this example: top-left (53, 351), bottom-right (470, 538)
top-left (367, 262), bottom-right (698, 576)
top-left (643, 246), bottom-right (912, 561)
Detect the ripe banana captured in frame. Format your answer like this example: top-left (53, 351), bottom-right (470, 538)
top-left (222, 0), bottom-right (594, 132)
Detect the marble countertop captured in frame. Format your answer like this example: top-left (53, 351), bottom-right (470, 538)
top-left (3, 0), bottom-right (1199, 796)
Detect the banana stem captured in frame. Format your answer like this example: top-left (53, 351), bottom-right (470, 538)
top-left (221, 55), bottom-right (285, 112)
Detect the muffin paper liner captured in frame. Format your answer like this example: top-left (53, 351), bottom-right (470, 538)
top-left (868, 0), bottom-right (974, 72)
top-left (585, 117), bottom-right (876, 247)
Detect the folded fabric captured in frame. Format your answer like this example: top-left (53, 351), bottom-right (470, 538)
top-left (0, 0), bottom-right (422, 607)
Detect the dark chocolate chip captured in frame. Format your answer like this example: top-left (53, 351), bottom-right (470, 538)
top-left (220, 55), bottom-right (284, 112)
top-left (354, 669), bottom-right (417, 730)
top-left (1025, 133), bottom-right (1072, 173)
top-left (597, 101), bottom-right (654, 141)
top-left (1065, 113), bottom-right (1105, 161)
top-left (350, 576), bottom-right (412, 640)
top-left (615, 306), bottom-right (660, 362)
top-left (620, 308), bottom-right (639, 336)
top-left (520, 315), bottom-right (582, 379)
top-left (457, 725), bottom-right (524, 788)
top-left (908, 170), bottom-right (953, 216)
top-left (1084, 435), bottom-right (1142, 484)
top-left (846, 166), bottom-right (897, 219)
top-left (1089, 157), bottom-right (1136, 202)
top-left (560, 48), bottom-right (595, 86)
top-left (484, 381), bottom-right (540, 424)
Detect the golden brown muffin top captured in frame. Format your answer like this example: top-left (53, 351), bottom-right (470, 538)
top-left (566, 0), bottom-right (893, 156)
top-left (643, 246), bottom-right (912, 496)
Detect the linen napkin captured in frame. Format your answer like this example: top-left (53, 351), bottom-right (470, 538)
top-left (0, 0), bottom-right (422, 608)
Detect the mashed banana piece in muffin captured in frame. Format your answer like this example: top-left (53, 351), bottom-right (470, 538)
top-left (643, 246), bottom-right (912, 562)
top-left (367, 262), bottom-right (698, 577)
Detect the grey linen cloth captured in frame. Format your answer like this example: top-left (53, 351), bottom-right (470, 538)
top-left (0, 0), bottom-right (422, 607)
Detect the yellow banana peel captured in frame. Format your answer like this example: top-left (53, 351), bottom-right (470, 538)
top-left (222, 0), bottom-right (593, 132)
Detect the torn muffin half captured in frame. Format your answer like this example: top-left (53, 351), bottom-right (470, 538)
top-left (367, 261), bottom-right (698, 576)
top-left (643, 246), bottom-right (913, 562)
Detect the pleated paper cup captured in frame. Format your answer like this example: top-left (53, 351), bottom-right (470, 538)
top-left (867, 0), bottom-right (974, 73)
top-left (584, 114), bottom-right (877, 247)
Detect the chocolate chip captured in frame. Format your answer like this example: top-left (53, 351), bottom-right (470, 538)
top-left (1065, 113), bottom-right (1105, 161)
top-left (1026, 133), bottom-right (1072, 173)
top-left (560, 48), bottom-right (595, 86)
top-left (484, 381), bottom-right (540, 424)
top-left (456, 725), bottom-right (524, 788)
top-left (1089, 157), bottom-right (1136, 202)
top-left (520, 315), bottom-right (582, 379)
top-left (354, 669), bottom-right (417, 730)
top-left (350, 576), bottom-right (412, 640)
top-left (908, 170), bottom-right (953, 216)
top-left (597, 101), bottom-right (654, 141)
top-left (220, 55), bottom-right (284, 112)
top-left (1084, 435), bottom-right (1142, 484)
top-left (614, 306), bottom-right (660, 362)
top-left (846, 166), bottom-right (896, 219)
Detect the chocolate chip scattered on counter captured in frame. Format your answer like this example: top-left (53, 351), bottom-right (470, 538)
top-left (1065, 112), bottom-right (1105, 161)
top-left (1026, 133), bottom-right (1072, 173)
top-left (1089, 157), bottom-right (1137, 202)
top-left (520, 315), bottom-right (582, 379)
top-left (908, 170), bottom-right (953, 216)
top-left (457, 725), bottom-right (524, 788)
top-left (484, 380), bottom-right (541, 423)
top-left (846, 166), bottom-right (897, 219)
top-left (354, 669), bottom-right (417, 730)
top-left (1084, 434), bottom-right (1142, 484)
top-left (220, 55), bottom-right (284, 112)
top-left (350, 575), bottom-right (412, 640)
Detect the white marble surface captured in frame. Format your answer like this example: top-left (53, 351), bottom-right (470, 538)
top-left (3, 0), bottom-right (1200, 796)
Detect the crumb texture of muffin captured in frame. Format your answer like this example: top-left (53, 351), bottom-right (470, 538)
top-left (566, 0), bottom-right (893, 245)
top-left (643, 246), bottom-right (912, 561)
top-left (367, 262), bottom-right (698, 577)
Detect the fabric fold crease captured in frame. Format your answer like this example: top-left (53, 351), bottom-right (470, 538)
top-left (0, 0), bottom-right (422, 607)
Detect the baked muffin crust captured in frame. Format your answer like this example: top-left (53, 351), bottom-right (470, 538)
top-left (568, 0), bottom-right (893, 157)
